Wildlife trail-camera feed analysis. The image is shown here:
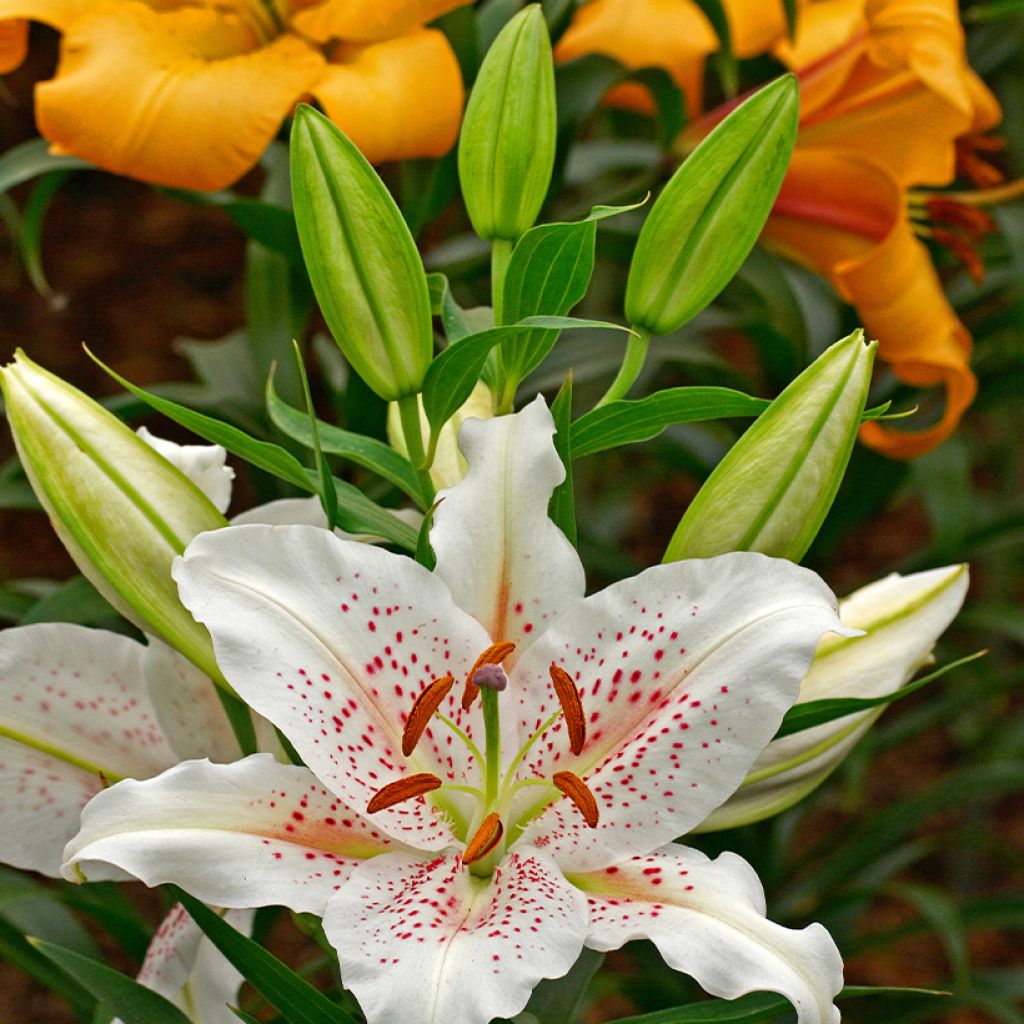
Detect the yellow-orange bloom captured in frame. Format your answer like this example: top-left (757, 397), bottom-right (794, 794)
top-left (0, 15), bottom-right (27, 71)
top-left (0, 0), bottom-right (470, 189)
top-left (763, 151), bottom-right (976, 458)
top-left (558, 0), bottom-right (1003, 457)
top-left (766, 0), bottom-right (1000, 456)
top-left (555, 0), bottom-right (792, 116)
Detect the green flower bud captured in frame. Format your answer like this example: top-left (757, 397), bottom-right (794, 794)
top-left (458, 5), bottom-right (556, 241)
top-left (697, 564), bottom-right (969, 832)
top-left (625, 75), bottom-right (799, 336)
top-left (0, 351), bottom-right (226, 682)
top-left (664, 330), bottom-right (876, 563)
top-left (291, 105), bottom-right (433, 400)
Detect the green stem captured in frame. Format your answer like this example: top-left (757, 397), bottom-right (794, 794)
top-left (491, 238), bottom-right (515, 409)
top-left (595, 326), bottom-right (651, 408)
top-left (480, 688), bottom-right (502, 805)
top-left (491, 238), bottom-right (514, 326)
top-left (396, 392), bottom-right (436, 507)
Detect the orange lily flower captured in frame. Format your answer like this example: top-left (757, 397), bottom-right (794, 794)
top-left (763, 151), bottom-right (978, 458)
top-left (0, 15), bottom-right (26, 71)
top-left (0, 0), bottom-right (470, 190)
top-left (555, 0), bottom-right (793, 116)
top-left (762, 0), bottom-right (1002, 456)
top-left (559, 0), bottom-right (1005, 456)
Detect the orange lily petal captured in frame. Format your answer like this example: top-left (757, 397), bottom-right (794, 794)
top-left (34, 2), bottom-right (325, 190)
top-left (313, 28), bottom-right (463, 163)
top-left (763, 151), bottom-right (975, 458)
top-left (0, 18), bottom-right (27, 72)
top-left (0, 0), bottom-right (89, 29)
top-left (784, 0), bottom-right (1001, 187)
top-left (555, 0), bottom-right (717, 116)
top-left (776, 0), bottom-right (866, 69)
top-left (721, 0), bottom-right (791, 58)
top-left (291, 0), bottom-right (472, 44)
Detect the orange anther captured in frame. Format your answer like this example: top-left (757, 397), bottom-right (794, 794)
top-left (461, 641), bottom-right (516, 709)
top-left (552, 770), bottom-right (599, 828)
top-left (549, 664), bottom-right (586, 755)
top-left (367, 772), bottom-right (442, 814)
top-left (462, 812), bottom-right (504, 865)
top-left (402, 673), bottom-right (454, 757)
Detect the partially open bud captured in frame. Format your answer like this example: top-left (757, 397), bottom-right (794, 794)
top-left (291, 105), bottom-right (433, 400)
top-left (458, 5), bottom-right (556, 241)
top-left (625, 75), bottom-right (799, 336)
top-left (387, 380), bottom-right (493, 490)
top-left (664, 330), bottom-right (876, 563)
top-left (0, 351), bottom-right (226, 682)
top-left (697, 565), bottom-right (969, 832)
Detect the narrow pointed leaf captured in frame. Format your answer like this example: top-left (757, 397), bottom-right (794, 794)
top-left (571, 388), bottom-right (770, 458)
top-left (548, 373), bottom-right (576, 545)
top-left (29, 938), bottom-right (192, 1024)
top-left (422, 319), bottom-right (629, 439)
top-left (93, 357), bottom-right (416, 549)
top-left (775, 651), bottom-right (986, 739)
top-left (293, 341), bottom-right (340, 531)
top-left (265, 371), bottom-right (421, 500)
top-left (172, 892), bottom-right (356, 1024)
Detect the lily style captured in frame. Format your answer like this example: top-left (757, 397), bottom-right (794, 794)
top-left (65, 398), bottom-right (851, 1024)
top-left (0, 0), bottom-right (470, 189)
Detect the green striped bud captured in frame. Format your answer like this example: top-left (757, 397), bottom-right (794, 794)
top-left (625, 75), bottom-right (799, 336)
top-left (458, 5), bottom-right (556, 241)
top-left (0, 351), bottom-right (226, 682)
top-left (665, 330), bottom-right (876, 562)
top-left (291, 105), bottom-right (433, 400)
top-left (697, 565), bottom-right (969, 831)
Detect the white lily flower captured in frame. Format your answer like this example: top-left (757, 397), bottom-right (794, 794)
top-left (64, 397), bottom-right (852, 1024)
top-left (0, 624), bottom-right (237, 878)
top-left (114, 903), bottom-right (253, 1024)
top-left (698, 564), bottom-right (970, 831)
top-left (136, 427), bottom-right (235, 516)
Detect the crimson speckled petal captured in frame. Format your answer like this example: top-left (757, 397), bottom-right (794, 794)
top-left (325, 846), bottom-right (587, 1024)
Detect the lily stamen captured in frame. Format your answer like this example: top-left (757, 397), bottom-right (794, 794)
top-left (366, 772), bottom-right (442, 814)
top-left (402, 673), bottom-right (455, 756)
top-left (552, 771), bottom-right (599, 828)
top-left (549, 664), bottom-right (586, 755)
top-left (462, 812), bottom-right (504, 865)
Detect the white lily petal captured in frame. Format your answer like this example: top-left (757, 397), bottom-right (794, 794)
top-left (142, 639), bottom-right (240, 763)
top-left (175, 525), bottom-right (493, 849)
top-left (571, 844), bottom-right (842, 1024)
top-left (64, 755), bottom-right (392, 913)
top-left (229, 496), bottom-right (330, 528)
top-left (114, 904), bottom-right (253, 1024)
top-left (0, 624), bottom-right (177, 876)
top-left (512, 554), bottom-right (854, 870)
top-left (699, 564), bottom-right (969, 831)
top-left (325, 846), bottom-right (587, 1024)
top-left (431, 395), bottom-right (585, 662)
top-left (137, 427), bottom-right (234, 515)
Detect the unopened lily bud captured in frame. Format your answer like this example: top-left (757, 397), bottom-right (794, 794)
top-left (387, 380), bottom-right (493, 490)
top-left (291, 105), bottom-right (433, 400)
top-left (697, 564), bottom-right (969, 832)
top-left (458, 5), bottom-right (556, 241)
top-left (0, 351), bottom-right (226, 682)
top-left (664, 330), bottom-right (876, 563)
top-left (625, 74), bottom-right (799, 336)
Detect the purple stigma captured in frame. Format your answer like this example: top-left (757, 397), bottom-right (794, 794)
top-left (472, 663), bottom-right (508, 692)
